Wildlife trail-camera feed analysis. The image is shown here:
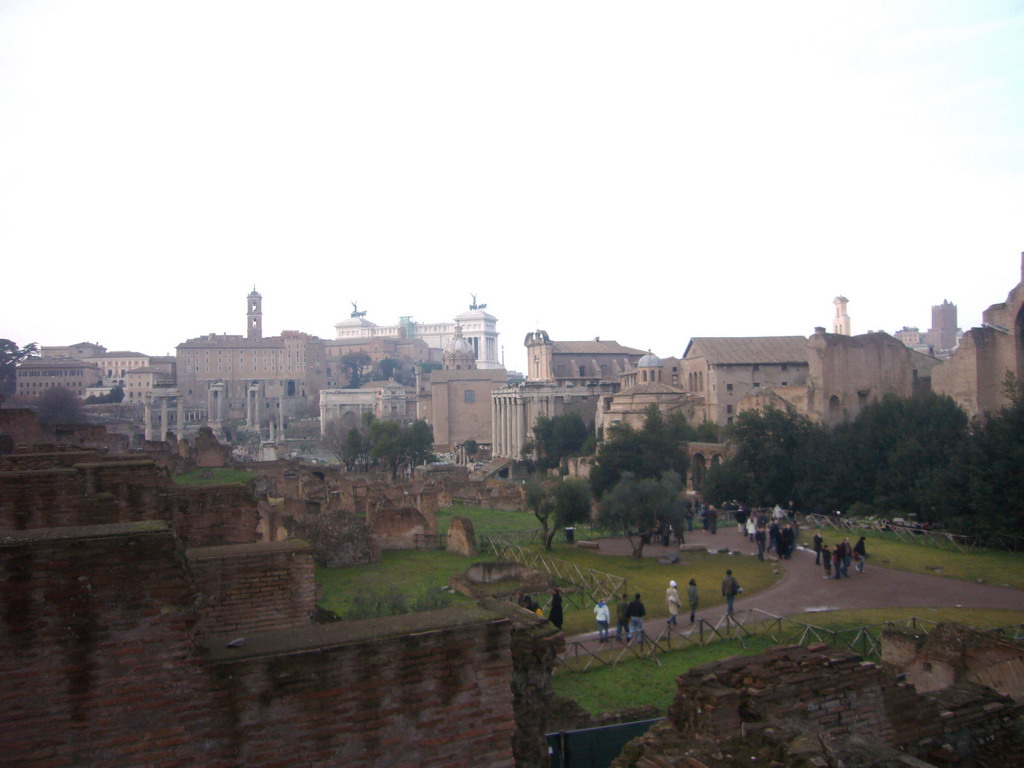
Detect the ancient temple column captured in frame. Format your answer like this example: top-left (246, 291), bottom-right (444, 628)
top-left (160, 396), bottom-right (169, 441)
top-left (245, 387), bottom-right (253, 428)
top-left (143, 394), bottom-right (154, 441)
top-left (254, 386), bottom-right (262, 433)
top-left (176, 395), bottom-right (184, 440)
top-left (278, 395), bottom-right (284, 438)
top-left (206, 386), bottom-right (213, 424)
top-left (217, 386), bottom-right (225, 421)
top-left (499, 396), bottom-right (507, 457)
top-left (512, 396), bottom-right (521, 459)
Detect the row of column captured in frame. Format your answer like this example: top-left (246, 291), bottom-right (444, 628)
top-left (492, 393), bottom-right (528, 459)
top-left (207, 383), bottom-right (226, 422)
top-left (143, 392), bottom-right (184, 442)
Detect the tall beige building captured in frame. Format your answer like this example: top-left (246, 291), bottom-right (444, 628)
top-left (417, 328), bottom-right (507, 453)
top-left (681, 337), bottom-right (811, 426)
top-left (176, 289), bottom-right (326, 422)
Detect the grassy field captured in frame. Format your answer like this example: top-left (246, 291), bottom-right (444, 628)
top-left (435, 503), bottom-right (539, 537)
top-left (170, 467), bottom-right (254, 486)
top-left (801, 524), bottom-right (1024, 589)
top-left (552, 606), bottom-right (1024, 715)
top-left (317, 503), bottom-right (782, 627)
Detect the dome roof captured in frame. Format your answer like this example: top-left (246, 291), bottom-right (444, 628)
top-left (637, 351), bottom-right (663, 368)
top-left (446, 334), bottom-right (474, 356)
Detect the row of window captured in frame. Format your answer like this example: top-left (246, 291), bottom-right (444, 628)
top-left (185, 365), bottom-right (307, 373)
top-left (20, 369), bottom-right (91, 377)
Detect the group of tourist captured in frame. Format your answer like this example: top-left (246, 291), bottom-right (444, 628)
top-left (813, 533), bottom-right (868, 578)
top-left (593, 592), bottom-right (650, 642)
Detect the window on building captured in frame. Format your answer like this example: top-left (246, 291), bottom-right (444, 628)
top-left (464, 390), bottom-right (475, 403)
top-left (726, 383), bottom-right (733, 392)
top-left (752, 365), bottom-right (760, 372)
top-left (578, 366), bottom-right (586, 377)
top-left (726, 405), bottom-right (733, 414)
top-left (781, 364), bottom-right (788, 371)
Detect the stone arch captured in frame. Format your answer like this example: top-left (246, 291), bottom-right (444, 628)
top-left (710, 454), bottom-right (722, 466)
top-left (691, 453), bottom-right (707, 490)
top-left (828, 395), bottom-right (842, 424)
top-left (287, 380), bottom-right (297, 396)
top-left (339, 410), bottom-right (359, 430)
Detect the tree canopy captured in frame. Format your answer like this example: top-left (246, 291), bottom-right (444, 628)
top-left (525, 477), bottom-right (593, 550)
top-left (532, 412), bottom-right (590, 470)
top-left (0, 339), bottom-right (38, 402)
top-left (589, 405), bottom-right (690, 498)
top-left (596, 470), bottom-right (685, 558)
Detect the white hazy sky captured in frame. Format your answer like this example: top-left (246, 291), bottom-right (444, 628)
top-left (2, 1), bottom-right (1022, 374)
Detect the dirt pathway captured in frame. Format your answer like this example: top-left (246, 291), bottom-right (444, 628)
top-left (565, 525), bottom-right (1024, 645)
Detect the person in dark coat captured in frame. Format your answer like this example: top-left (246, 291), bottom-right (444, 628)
top-left (548, 587), bottom-right (563, 629)
top-left (853, 536), bottom-right (867, 573)
top-left (813, 532), bottom-right (823, 564)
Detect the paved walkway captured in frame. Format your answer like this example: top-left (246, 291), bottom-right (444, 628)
top-left (566, 525), bottom-right (1024, 645)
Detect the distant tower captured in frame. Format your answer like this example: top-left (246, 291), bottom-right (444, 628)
top-left (832, 296), bottom-right (851, 336)
top-left (929, 299), bottom-right (958, 352)
top-left (247, 287), bottom-right (263, 340)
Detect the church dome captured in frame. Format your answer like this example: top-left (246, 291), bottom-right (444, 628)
top-left (445, 334), bottom-right (474, 357)
top-left (637, 351), bottom-right (663, 368)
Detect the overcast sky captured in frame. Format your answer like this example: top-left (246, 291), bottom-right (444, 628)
top-left (2, 1), bottom-right (1022, 373)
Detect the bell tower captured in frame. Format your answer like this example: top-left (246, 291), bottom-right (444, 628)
top-left (247, 287), bottom-right (263, 340)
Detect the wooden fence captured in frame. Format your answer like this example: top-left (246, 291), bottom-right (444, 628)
top-left (801, 514), bottom-right (1024, 553)
top-left (556, 610), bottom-right (1024, 673)
top-left (480, 533), bottom-right (626, 608)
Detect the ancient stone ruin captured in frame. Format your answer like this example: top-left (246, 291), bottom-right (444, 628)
top-left (613, 641), bottom-right (1024, 768)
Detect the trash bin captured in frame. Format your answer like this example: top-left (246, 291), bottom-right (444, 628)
top-left (564, 527), bottom-right (575, 544)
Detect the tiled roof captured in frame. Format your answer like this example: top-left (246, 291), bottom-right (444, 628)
top-left (616, 382), bottom-right (688, 397)
top-left (685, 337), bottom-right (809, 365)
top-left (550, 340), bottom-right (646, 355)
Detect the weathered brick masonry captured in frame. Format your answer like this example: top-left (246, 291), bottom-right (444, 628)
top-left (187, 540), bottom-right (317, 636)
top-left (0, 458), bottom-right (260, 546)
top-left (0, 522), bottom-right (230, 767)
top-left (202, 607), bottom-right (518, 768)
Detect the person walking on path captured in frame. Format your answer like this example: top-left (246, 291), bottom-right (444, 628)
top-left (821, 544), bottom-right (832, 578)
top-left (854, 536), bottom-right (867, 573)
top-left (548, 587), bottom-right (563, 630)
top-left (839, 536), bottom-right (852, 577)
top-left (615, 593), bottom-right (631, 641)
top-left (832, 545), bottom-right (843, 579)
top-left (813, 531), bottom-right (823, 565)
top-left (627, 593), bottom-right (646, 640)
top-left (721, 570), bottom-right (741, 614)
top-left (707, 507), bottom-right (718, 534)
top-left (665, 580), bottom-right (680, 626)
top-left (593, 597), bottom-right (610, 642)
top-left (755, 524), bottom-right (767, 561)
top-left (687, 578), bottom-right (699, 624)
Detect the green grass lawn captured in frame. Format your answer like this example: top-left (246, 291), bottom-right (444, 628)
top-left (435, 503), bottom-right (540, 537)
top-left (541, 543), bottom-right (781, 636)
top-left (170, 467), bottom-right (254, 486)
top-left (317, 505), bottom-right (781, 628)
top-left (552, 606), bottom-right (1024, 716)
top-left (802, 525), bottom-right (1024, 589)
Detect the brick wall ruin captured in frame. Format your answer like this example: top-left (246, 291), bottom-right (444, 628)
top-left (187, 540), bottom-right (317, 636)
top-left (615, 643), bottom-right (1024, 768)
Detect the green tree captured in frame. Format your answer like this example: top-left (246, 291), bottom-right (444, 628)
top-left (0, 339), bottom-right (39, 403)
top-left (710, 404), bottom-right (822, 507)
top-left (35, 386), bottom-right (86, 424)
top-left (526, 478), bottom-right (593, 550)
top-left (532, 412), bottom-right (590, 470)
top-left (463, 439), bottom-right (479, 460)
top-left (590, 405), bottom-right (689, 497)
top-left (340, 352), bottom-right (372, 388)
top-left (368, 419), bottom-right (434, 480)
top-left (596, 471), bottom-right (685, 558)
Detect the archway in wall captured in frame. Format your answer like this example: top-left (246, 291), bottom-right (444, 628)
top-left (691, 454), bottom-right (707, 490)
top-left (828, 395), bottom-right (842, 424)
top-left (287, 380), bottom-right (296, 397)
top-left (339, 410), bottom-right (359, 430)
top-left (711, 454), bottom-right (722, 467)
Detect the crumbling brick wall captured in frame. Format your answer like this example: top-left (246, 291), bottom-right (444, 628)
top-left (0, 522), bottom-right (230, 766)
top-left (204, 607), bottom-right (519, 768)
top-left (187, 540), bottom-right (317, 636)
top-left (617, 643), bottom-right (1024, 768)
